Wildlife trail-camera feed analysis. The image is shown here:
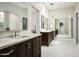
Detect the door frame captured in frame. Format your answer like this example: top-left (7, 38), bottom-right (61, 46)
top-left (71, 17), bottom-right (73, 38)
top-left (76, 12), bottom-right (78, 44)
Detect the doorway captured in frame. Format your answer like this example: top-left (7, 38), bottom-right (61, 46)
top-left (54, 16), bottom-right (74, 41)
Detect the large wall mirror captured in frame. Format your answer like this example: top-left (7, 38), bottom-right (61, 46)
top-left (0, 10), bottom-right (28, 32)
top-left (0, 10), bottom-right (21, 31)
top-left (41, 15), bottom-right (45, 29)
top-left (0, 3), bottom-right (28, 33)
top-left (41, 15), bottom-right (48, 30)
top-left (0, 12), bottom-right (4, 31)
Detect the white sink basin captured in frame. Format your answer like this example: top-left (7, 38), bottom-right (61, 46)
top-left (20, 36), bottom-right (30, 38)
top-left (8, 36), bottom-right (30, 39)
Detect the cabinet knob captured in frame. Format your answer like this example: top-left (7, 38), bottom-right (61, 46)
top-left (0, 50), bottom-right (14, 56)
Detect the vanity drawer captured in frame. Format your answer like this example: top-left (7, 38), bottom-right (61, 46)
top-left (32, 37), bottom-right (40, 48)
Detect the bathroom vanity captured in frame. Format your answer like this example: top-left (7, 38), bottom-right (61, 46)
top-left (40, 29), bottom-right (58, 46)
top-left (0, 34), bottom-right (41, 57)
top-left (40, 30), bottom-right (54, 46)
top-left (0, 3), bottom-right (42, 57)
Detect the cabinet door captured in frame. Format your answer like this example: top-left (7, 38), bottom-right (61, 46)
top-left (0, 46), bottom-right (16, 57)
top-left (16, 42), bottom-right (26, 57)
top-left (32, 37), bottom-right (40, 57)
top-left (26, 40), bottom-right (32, 57)
top-left (41, 32), bottom-right (49, 46)
top-left (39, 36), bottom-right (41, 57)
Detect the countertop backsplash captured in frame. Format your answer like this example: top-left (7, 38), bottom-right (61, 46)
top-left (0, 31), bottom-right (13, 38)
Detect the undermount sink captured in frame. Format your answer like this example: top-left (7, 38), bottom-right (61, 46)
top-left (8, 36), bottom-right (30, 39)
top-left (20, 36), bottom-right (30, 38)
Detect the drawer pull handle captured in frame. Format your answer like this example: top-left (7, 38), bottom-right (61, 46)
top-left (0, 50), bottom-right (14, 56)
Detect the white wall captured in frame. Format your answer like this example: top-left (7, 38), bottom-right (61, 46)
top-left (9, 13), bottom-right (20, 31)
top-left (49, 7), bottom-right (74, 18)
top-left (0, 2), bottom-right (53, 37)
top-left (31, 8), bottom-right (37, 32)
top-left (32, 3), bottom-right (49, 18)
top-left (24, 3), bottom-right (40, 34)
top-left (54, 17), bottom-right (68, 34)
top-left (0, 3), bottom-right (28, 18)
top-left (48, 7), bottom-right (74, 35)
top-left (31, 7), bottom-right (40, 34)
top-left (20, 3), bottom-right (42, 36)
top-left (31, 3), bottom-right (49, 31)
top-left (73, 3), bottom-right (79, 42)
top-left (41, 5), bottom-right (49, 30)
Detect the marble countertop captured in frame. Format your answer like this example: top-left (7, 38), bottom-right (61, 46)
top-left (0, 33), bottom-right (41, 50)
top-left (40, 29), bottom-right (56, 32)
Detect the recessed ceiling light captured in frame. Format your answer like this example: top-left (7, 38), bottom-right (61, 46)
top-left (50, 3), bottom-right (54, 5)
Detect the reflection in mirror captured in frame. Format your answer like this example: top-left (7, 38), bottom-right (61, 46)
top-left (41, 15), bottom-right (45, 29)
top-left (41, 15), bottom-right (48, 30)
top-left (0, 10), bottom-right (28, 32)
top-left (0, 10), bottom-right (21, 31)
top-left (0, 12), bottom-right (4, 31)
top-left (23, 17), bottom-right (28, 30)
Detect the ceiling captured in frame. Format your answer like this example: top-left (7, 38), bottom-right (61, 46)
top-left (11, 2), bottom-right (77, 10)
top-left (44, 2), bottom-right (77, 10)
top-left (11, 2), bottom-right (30, 8)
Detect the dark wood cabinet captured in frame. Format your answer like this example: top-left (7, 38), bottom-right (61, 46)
top-left (41, 30), bottom-right (58, 46)
top-left (0, 45), bottom-right (16, 57)
top-left (39, 36), bottom-right (41, 57)
top-left (26, 40), bottom-right (32, 57)
top-left (40, 31), bottom-right (54, 46)
top-left (0, 35), bottom-right (41, 57)
top-left (41, 32), bottom-right (49, 46)
top-left (32, 36), bottom-right (41, 57)
top-left (16, 42), bottom-right (26, 57)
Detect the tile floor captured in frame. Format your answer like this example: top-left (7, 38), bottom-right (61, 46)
top-left (41, 34), bottom-right (79, 57)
